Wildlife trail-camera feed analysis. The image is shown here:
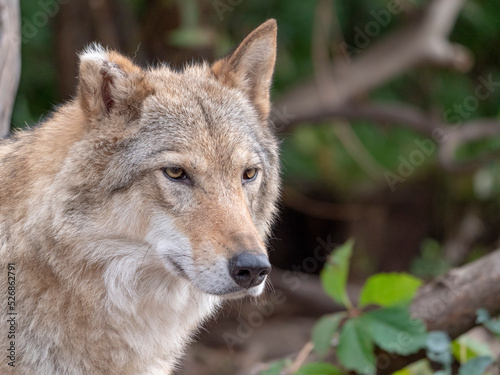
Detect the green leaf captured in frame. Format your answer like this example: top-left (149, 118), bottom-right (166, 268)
top-left (392, 359), bottom-right (433, 374)
top-left (426, 331), bottom-right (453, 367)
top-left (359, 307), bottom-right (427, 355)
top-left (476, 309), bottom-right (491, 325)
top-left (391, 369), bottom-right (411, 375)
top-left (337, 318), bottom-right (376, 375)
top-left (359, 273), bottom-right (422, 308)
top-left (451, 336), bottom-right (492, 362)
top-left (294, 362), bottom-right (344, 375)
top-left (458, 356), bottom-right (494, 375)
top-left (476, 309), bottom-right (500, 335)
top-left (261, 359), bottom-right (291, 375)
top-left (312, 313), bottom-right (345, 357)
top-left (426, 331), bottom-right (451, 353)
top-left (320, 239), bottom-right (354, 308)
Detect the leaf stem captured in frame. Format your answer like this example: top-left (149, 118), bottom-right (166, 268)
top-left (287, 341), bottom-right (314, 374)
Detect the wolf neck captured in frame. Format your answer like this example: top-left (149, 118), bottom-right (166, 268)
top-left (107, 265), bottom-right (221, 372)
top-left (102, 262), bottom-right (222, 373)
top-left (40, 236), bottom-right (222, 372)
top-left (15, 237), bottom-right (221, 374)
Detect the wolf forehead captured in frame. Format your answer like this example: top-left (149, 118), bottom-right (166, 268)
top-left (138, 66), bottom-right (269, 156)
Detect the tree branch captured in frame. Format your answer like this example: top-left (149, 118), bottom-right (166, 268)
top-left (380, 248), bottom-right (500, 374)
top-left (274, 0), bottom-right (471, 126)
top-left (269, 248), bottom-right (500, 374)
top-left (265, 247), bottom-right (500, 373)
top-left (0, 0), bottom-right (21, 138)
top-left (412, 248), bottom-right (500, 338)
top-left (276, 102), bottom-right (439, 135)
top-left (438, 119), bottom-right (500, 171)
top-left (275, 101), bottom-right (500, 172)
top-left (271, 0), bottom-right (499, 173)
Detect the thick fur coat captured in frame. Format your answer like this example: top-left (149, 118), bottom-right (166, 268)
top-left (0, 20), bottom-right (279, 374)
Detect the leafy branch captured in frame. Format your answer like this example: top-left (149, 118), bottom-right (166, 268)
top-left (261, 240), bottom-right (500, 375)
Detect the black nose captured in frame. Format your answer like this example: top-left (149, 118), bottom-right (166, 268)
top-left (228, 253), bottom-right (271, 289)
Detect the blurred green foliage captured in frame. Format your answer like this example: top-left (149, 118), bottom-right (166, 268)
top-left (13, 0), bottom-right (58, 128)
top-left (12, 0), bottom-right (500, 201)
top-left (411, 238), bottom-right (450, 278)
top-left (265, 242), bottom-right (499, 375)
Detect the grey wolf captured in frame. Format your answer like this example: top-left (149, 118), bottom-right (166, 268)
top-left (0, 19), bottom-right (279, 374)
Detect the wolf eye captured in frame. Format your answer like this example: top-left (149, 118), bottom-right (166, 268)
top-left (163, 167), bottom-right (187, 181)
top-left (242, 168), bottom-right (258, 182)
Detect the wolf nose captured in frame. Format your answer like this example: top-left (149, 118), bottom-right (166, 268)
top-left (229, 253), bottom-right (271, 289)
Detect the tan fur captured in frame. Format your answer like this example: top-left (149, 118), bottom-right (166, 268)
top-left (0, 20), bottom-right (279, 375)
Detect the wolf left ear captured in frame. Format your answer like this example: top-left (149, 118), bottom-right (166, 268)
top-left (77, 44), bottom-right (154, 122)
top-left (212, 19), bottom-right (277, 120)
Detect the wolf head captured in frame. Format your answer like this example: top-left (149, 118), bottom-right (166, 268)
top-left (54, 20), bottom-right (279, 299)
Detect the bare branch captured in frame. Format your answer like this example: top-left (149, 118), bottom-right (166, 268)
top-left (0, 0), bottom-right (21, 138)
top-left (276, 101), bottom-right (500, 172)
top-left (424, 0), bottom-right (466, 36)
top-left (438, 120), bottom-right (500, 171)
top-left (272, 0), bottom-right (492, 173)
top-left (275, 0), bottom-right (471, 127)
top-left (277, 102), bottom-right (440, 135)
top-left (413, 248), bottom-right (500, 336)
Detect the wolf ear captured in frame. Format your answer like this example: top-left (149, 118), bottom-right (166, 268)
top-left (77, 44), bottom-right (154, 122)
top-left (212, 19), bottom-right (277, 120)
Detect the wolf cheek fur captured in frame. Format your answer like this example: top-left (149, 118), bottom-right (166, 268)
top-left (0, 20), bottom-right (280, 375)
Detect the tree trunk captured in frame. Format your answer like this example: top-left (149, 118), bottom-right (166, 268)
top-left (0, 0), bottom-right (21, 138)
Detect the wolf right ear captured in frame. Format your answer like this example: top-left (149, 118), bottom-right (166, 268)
top-left (212, 19), bottom-right (277, 121)
top-left (77, 44), bottom-right (154, 123)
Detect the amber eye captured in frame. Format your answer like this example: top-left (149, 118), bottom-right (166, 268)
top-left (242, 168), bottom-right (258, 182)
top-left (163, 167), bottom-right (187, 181)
